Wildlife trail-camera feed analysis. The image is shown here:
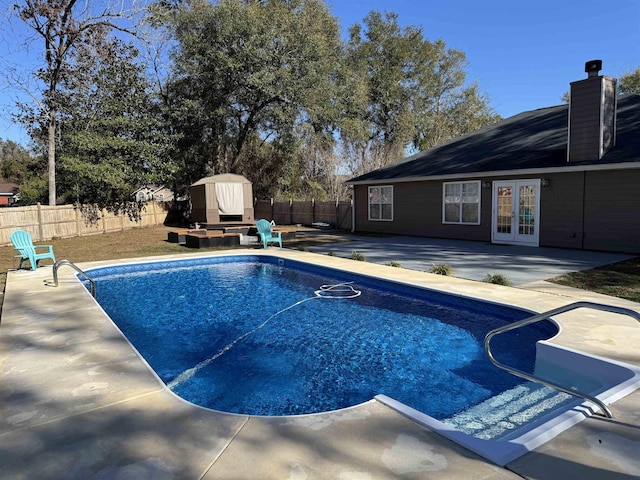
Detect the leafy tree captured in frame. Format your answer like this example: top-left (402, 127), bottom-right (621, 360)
top-left (411, 41), bottom-right (500, 151)
top-left (0, 139), bottom-right (33, 182)
top-left (54, 38), bottom-right (176, 221)
top-left (619, 67), bottom-right (640, 95)
top-left (14, 0), bottom-right (144, 205)
top-left (158, 0), bottom-right (341, 192)
top-left (156, 3), bottom-right (498, 197)
top-left (339, 11), bottom-right (499, 175)
top-left (339, 12), bottom-right (417, 174)
top-left (0, 139), bottom-right (46, 205)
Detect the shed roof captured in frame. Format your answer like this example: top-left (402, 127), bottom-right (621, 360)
top-left (347, 93), bottom-right (640, 184)
top-left (191, 174), bottom-right (251, 186)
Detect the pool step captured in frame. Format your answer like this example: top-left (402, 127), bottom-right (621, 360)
top-left (442, 382), bottom-right (572, 440)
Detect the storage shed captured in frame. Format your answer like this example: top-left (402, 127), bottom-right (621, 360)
top-left (190, 174), bottom-right (254, 224)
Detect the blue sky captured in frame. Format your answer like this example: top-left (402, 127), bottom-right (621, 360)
top-left (330, 0), bottom-right (639, 115)
top-left (1, 0), bottom-right (638, 146)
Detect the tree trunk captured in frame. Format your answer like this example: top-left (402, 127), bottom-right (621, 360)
top-left (48, 108), bottom-right (56, 205)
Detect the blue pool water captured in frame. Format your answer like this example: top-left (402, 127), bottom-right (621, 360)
top-left (88, 255), bottom-right (557, 419)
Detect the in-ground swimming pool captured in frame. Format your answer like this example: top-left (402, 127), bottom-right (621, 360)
top-left (85, 253), bottom-right (640, 466)
top-left (88, 255), bottom-right (561, 417)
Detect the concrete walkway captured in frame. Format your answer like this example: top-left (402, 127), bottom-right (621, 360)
top-left (1, 249), bottom-right (639, 479)
top-left (304, 233), bottom-right (633, 286)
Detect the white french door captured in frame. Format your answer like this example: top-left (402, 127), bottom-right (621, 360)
top-left (491, 179), bottom-right (540, 246)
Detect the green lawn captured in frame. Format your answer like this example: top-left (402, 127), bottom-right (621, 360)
top-left (549, 256), bottom-right (640, 303)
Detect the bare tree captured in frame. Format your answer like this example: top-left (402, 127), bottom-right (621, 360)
top-left (300, 135), bottom-right (351, 200)
top-left (341, 140), bottom-right (404, 178)
top-left (13, 0), bottom-right (145, 205)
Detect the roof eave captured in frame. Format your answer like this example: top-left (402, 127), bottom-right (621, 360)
top-left (345, 161), bottom-right (640, 185)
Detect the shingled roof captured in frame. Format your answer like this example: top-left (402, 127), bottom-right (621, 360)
top-left (347, 93), bottom-right (640, 184)
top-left (0, 182), bottom-right (19, 194)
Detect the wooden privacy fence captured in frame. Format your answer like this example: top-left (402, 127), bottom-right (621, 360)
top-left (254, 199), bottom-right (352, 230)
top-left (0, 202), bottom-right (168, 246)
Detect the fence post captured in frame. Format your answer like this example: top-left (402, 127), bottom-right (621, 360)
top-left (153, 202), bottom-right (160, 225)
top-left (75, 207), bottom-right (81, 237)
top-left (312, 198), bottom-right (315, 225)
top-left (289, 198), bottom-right (293, 225)
top-left (270, 197), bottom-right (274, 222)
top-left (36, 203), bottom-right (44, 241)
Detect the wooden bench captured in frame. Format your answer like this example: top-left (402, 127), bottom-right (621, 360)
top-left (167, 229), bottom-right (208, 245)
top-left (184, 232), bottom-right (241, 249)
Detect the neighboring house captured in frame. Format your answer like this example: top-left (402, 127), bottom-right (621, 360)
top-left (346, 61), bottom-right (640, 254)
top-left (0, 182), bottom-right (19, 206)
top-left (133, 185), bottom-right (174, 203)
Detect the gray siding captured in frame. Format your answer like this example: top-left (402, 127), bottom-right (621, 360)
top-left (354, 168), bottom-right (640, 254)
top-left (538, 172), bottom-right (585, 249)
top-left (354, 181), bottom-right (491, 241)
top-left (583, 169), bottom-right (640, 253)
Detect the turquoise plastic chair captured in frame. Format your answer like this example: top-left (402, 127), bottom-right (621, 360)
top-left (10, 230), bottom-right (56, 270)
top-left (256, 219), bottom-right (282, 249)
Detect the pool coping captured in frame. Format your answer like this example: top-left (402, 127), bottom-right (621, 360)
top-left (2, 248), bottom-right (640, 479)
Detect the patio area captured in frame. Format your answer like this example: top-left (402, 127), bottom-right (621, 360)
top-left (1, 249), bottom-right (639, 479)
top-left (302, 232), bottom-right (633, 286)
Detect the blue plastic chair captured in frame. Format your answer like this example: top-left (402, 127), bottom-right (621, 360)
top-left (10, 230), bottom-right (56, 270)
top-left (256, 219), bottom-right (282, 249)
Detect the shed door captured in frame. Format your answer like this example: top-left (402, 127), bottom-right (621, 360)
top-left (491, 180), bottom-right (540, 246)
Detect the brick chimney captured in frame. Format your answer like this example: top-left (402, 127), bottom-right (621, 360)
top-left (567, 60), bottom-right (617, 162)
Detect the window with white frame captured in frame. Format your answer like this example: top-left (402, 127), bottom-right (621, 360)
top-left (368, 185), bottom-right (393, 221)
top-left (443, 181), bottom-right (480, 224)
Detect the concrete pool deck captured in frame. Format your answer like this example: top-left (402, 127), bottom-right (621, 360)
top-left (1, 249), bottom-right (639, 479)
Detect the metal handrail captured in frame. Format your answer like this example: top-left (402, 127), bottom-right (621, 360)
top-left (50, 259), bottom-right (96, 297)
top-left (485, 301), bottom-right (640, 419)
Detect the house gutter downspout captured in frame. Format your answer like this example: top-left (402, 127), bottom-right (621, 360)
top-left (581, 171), bottom-right (586, 250)
top-left (351, 195), bottom-right (355, 233)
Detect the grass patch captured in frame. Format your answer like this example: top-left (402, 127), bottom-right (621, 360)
top-left (386, 261), bottom-right (404, 268)
top-left (549, 256), bottom-right (640, 303)
top-left (0, 226), bottom-right (189, 309)
top-left (351, 251), bottom-right (367, 261)
top-left (1, 226), bottom-right (186, 270)
top-left (428, 264), bottom-right (454, 276)
top-left (483, 273), bottom-right (513, 286)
